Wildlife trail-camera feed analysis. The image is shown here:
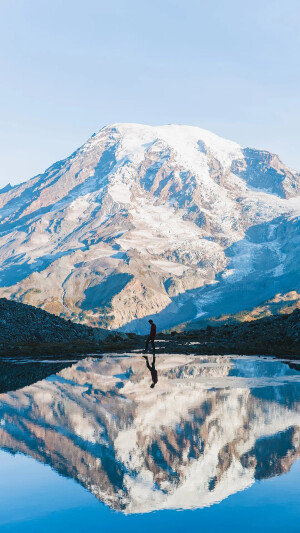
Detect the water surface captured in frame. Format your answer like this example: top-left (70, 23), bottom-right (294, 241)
top-left (0, 354), bottom-right (299, 532)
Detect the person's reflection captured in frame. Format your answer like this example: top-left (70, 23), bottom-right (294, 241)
top-left (143, 354), bottom-right (158, 388)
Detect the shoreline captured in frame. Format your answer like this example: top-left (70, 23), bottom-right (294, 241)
top-left (0, 335), bottom-right (299, 359)
top-left (0, 347), bottom-right (299, 396)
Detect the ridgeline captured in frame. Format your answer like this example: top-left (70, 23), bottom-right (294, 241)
top-left (159, 309), bottom-right (300, 357)
top-left (0, 297), bottom-right (139, 356)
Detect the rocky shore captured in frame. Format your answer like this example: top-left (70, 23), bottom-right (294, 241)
top-left (0, 297), bottom-right (139, 393)
top-left (0, 298), bottom-right (299, 394)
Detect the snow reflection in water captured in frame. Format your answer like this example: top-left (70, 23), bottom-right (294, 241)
top-left (0, 355), bottom-right (299, 516)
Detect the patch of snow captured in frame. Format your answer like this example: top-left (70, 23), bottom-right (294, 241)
top-left (108, 182), bottom-right (132, 204)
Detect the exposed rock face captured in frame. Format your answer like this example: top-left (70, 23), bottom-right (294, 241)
top-left (232, 148), bottom-right (300, 198)
top-left (0, 355), bottom-right (299, 513)
top-left (0, 124), bottom-right (299, 332)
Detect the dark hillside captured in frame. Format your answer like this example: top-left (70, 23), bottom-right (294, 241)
top-left (0, 298), bottom-right (138, 356)
top-left (160, 309), bottom-right (300, 357)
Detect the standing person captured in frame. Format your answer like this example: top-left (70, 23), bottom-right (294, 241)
top-left (144, 319), bottom-right (156, 354)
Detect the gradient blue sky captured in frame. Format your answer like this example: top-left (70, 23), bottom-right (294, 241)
top-left (0, 0), bottom-right (300, 187)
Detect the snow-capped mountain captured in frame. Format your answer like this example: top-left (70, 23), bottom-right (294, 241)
top-left (0, 123), bottom-right (299, 331)
top-left (0, 356), bottom-right (299, 513)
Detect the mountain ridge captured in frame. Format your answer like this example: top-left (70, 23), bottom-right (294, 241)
top-left (0, 123), bottom-right (299, 332)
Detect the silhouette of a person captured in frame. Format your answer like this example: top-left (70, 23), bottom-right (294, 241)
top-left (144, 319), bottom-right (156, 354)
top-left (143, 354), bottom-right (158, 388)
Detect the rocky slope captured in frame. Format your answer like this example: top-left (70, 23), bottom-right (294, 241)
top-left (0, 355), bottom-right (299, 513)
top-left (0, 296), bottom-right (298, 376)
top-left (0, 298), bottom-right (136, 358)
top-left (160, 308), bottom-right (300, 357)
top-left (0, 124), bottom-right (299, 332)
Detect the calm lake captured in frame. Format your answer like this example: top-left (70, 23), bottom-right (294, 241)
top-left (0, 354), bottom-right (299, 532)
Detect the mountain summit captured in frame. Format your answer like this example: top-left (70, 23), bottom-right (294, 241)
top-left (0, 123), bottom-right (299, 332)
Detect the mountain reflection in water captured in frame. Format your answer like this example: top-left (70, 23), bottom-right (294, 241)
top-left (0, 355), bottom-right (299, 514)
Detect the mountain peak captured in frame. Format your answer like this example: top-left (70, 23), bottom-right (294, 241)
top-left (0, 123), bottom-right (299, 331)
top-left (91, 122), bottom-right (243, 171)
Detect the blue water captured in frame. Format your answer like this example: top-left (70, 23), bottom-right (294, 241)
top-left (0, 355), bottom-right (299, 532)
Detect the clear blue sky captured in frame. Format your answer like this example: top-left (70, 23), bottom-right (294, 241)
top-left (0, 0), bottom-right (300, 188)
